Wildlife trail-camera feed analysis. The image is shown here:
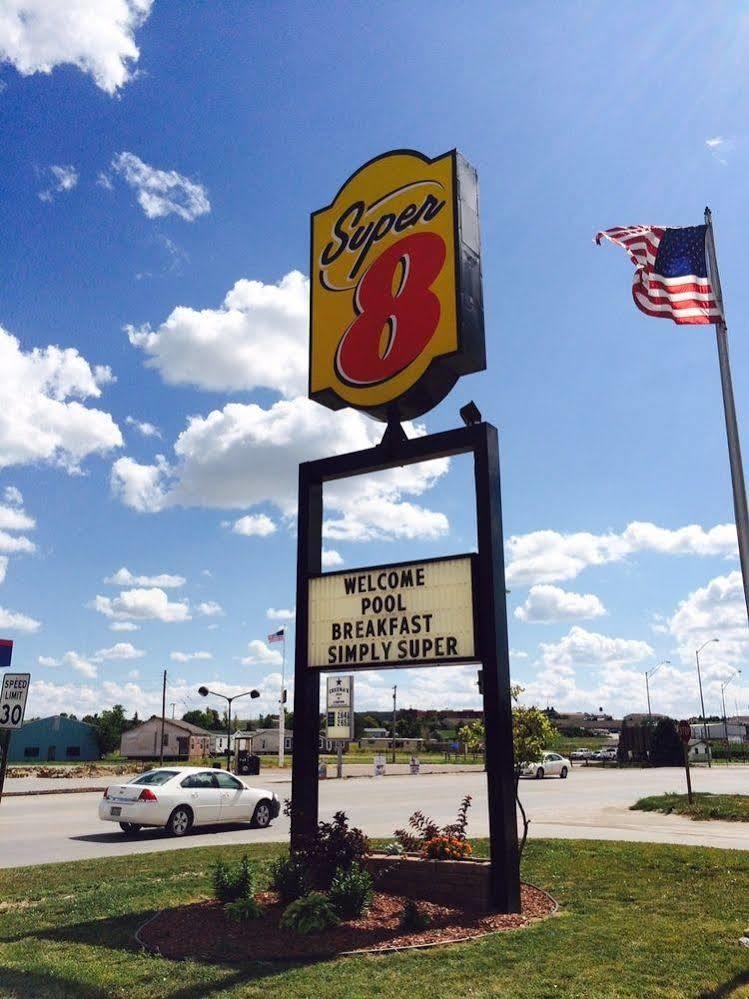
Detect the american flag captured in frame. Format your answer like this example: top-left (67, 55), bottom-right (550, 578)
top-left (595, 224), bottom-right (723, 325)
top-left (268, 628), bottom-right (285, 644)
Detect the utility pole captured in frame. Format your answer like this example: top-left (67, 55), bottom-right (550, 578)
top-left (695, 639), bottom-right (718, 767)
top-left (278, 629), bottom-right (287, 768)
top-left (159, 669), bottom-right (167, 767)
top-left (170, 702), bottom-right (176, 720)
top-left (721, 670), bottom-right (741, 763)
top-left (391, 684), bottom-right (397, 764)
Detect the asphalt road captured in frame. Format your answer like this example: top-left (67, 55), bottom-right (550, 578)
top-left (0, 766), bottom-right (746, 868)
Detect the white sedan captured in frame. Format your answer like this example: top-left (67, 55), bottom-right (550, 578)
top-left (99, 766), bottom-right (281, 837)
top-left (520, 752), bottom-right (571, 779)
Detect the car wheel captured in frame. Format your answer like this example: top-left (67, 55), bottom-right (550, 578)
top-left (251, 800), bottom-right (272, 828)
top-left (167, 806), bottom-right (192, 837)
top-left (119, 822), bottom-right (142, 835)
top-left (560, 766), bottom-right (568, 779)
top-left (535, 767), bottom-right (544, 780)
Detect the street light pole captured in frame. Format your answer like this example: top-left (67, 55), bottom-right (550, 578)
top-left (198, 687), bottom-right (260, 772)
top-left (644, 660), bottom-right (670, 724)
top-left (695, 638), bottom-right (719, 768)
top-left (721, 670), bottom-right (741, 763)
top-left (391, 685), bottom-right (397, 764)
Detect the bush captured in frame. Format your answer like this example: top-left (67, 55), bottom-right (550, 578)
top-left (400, 898), bottom-right (432, 931)
top-left (225, 896), bottom-right (262, 922)
top-left (268, 853), bottom-right (310, 903)
top-left (211, 854), bottom-right (255, 904)
top-left (328, 863), bottom-right (373, 919)
top-left (298, 811), bottom-right (370, 888)
top-left (279, 892), bottom-right (340, 935)
top-left (422, 834), bottom-right (473, 860)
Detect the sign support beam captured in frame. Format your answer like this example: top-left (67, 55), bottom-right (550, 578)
top-left (290, 421), bottom-right (521, 912)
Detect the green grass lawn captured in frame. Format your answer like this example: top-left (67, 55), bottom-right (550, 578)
top-left (0, 839), bottom-right (747, 998)
top-left (632, 792), bottom-right (749, 822)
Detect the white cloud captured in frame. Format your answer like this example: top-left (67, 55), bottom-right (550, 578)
top-left (0, 503), bottom-right (34, 532)
top-left (267, 607), bottom-right (295, 621)
top-left (705, 136), bottom-right (735, 164)
top-left (4, 486), bottom-right (22, 506)
top-left (0, 0), bottom-right (153, 95)
top-left (170, 650), bottom-right (212, 663)
top-left (196, 600), bottom-right (223, 617)
top-left (61, 650), bottom-right (97, 679)
top-left (126, 272), bottom-right (308, 396)
top-left (105, 566), bottom-right (185, 588)
top-left (322, 549), bottom-right (344, 569)
top-left (109, 621), bottom-right (139, 632)
top-left (0, 325), bottom-right (121, 472)
top-left (111, 151), bottom-right (210, 221)
top-left (230, 514), bottom-right (277, 537)
top-left (539, 626), bottom-right (653, 670)
top-left (0, 557), bottom-right (7, 584)
top-left (91, 587), bottom-right (191, 623)
top-left (127, 669), bottom-right (140, 680)
top-left (93, 642), bottom-right (144, 661)
top-left (125, 415), bottom-right (161, 438)
top-left (666, 571), bottom-right (749, 702)
top-left (0, 605), bottom-right (40, 632)
top-left (0, 530), bottom-right (34, 554)
top-left (240, 639), bottom-right (282, 666)
top-left (510, 649), bottom-right (529, 659)
top-left (111, 396), bottom-right (449, 542)
top-left (38, 164), bottom-right (78, 203)
top-left (515, 584), bottom-right (606, 623)
top-left (505, 521), bottom-right (737, 586)
top-left (38, 655), bottom-right (59, 667)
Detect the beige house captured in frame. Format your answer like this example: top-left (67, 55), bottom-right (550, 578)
top-left (120, 716), bottom-right (214, 760)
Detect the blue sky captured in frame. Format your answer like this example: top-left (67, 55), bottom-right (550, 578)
top-left (0, 1), bottom-right (747, 724)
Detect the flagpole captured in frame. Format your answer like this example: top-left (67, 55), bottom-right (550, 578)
top-left (705, 207), bottom-right (749, 626)
top-left (278, 630), bottom-right (286, 768)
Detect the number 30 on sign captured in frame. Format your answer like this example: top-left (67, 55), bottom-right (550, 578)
top-left (309, 149), bottom-right (486, 422)
top-left (0, 673), bottom-right (30, 729)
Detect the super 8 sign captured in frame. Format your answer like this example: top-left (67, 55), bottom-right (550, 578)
top-left (309, 149), bottom-right (485, 421)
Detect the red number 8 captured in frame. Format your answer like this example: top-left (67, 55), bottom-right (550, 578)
top-left (335, 232), bottom-right (446, 386)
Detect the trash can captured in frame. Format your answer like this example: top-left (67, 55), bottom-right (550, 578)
top-left (237, 751), bottom-right (261, 776)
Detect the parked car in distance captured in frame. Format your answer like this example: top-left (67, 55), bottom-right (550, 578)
top-left (99, 766), bottom-right (281, 837)
top-left (570, 748), bottom-right (591, 760)
top-left (520, 752), bottom-right (571, 779)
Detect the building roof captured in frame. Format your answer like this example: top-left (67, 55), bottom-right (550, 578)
top-left (144, 715), bottom-right (215, 737)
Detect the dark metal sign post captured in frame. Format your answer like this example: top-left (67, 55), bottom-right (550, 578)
top-left (290, 419), bottom-right (521, 913)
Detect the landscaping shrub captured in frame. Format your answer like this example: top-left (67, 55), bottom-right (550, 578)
top-left (279, 892), bottom-right (340, 934)
top-left (328, 863), bottom-right (373, 919)
top-left (211, 854), bottom-right (255, 904)
top-left (400, 898), bottom-right (432, 931)
top-left (298, 811), bottom-right (370, 887)
top-left (225, 896), bottom-right (262, 922)
top-left (268, 853), bottom-right (310, 903)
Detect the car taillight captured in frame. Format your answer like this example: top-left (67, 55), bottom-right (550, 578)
top-left (103, 787), bottom-right (109, 799)
top-left (138, 787), bottom-right (158, 802)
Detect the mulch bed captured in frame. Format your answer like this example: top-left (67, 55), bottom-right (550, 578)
top-left (138, 884), bottom-right (556, 962)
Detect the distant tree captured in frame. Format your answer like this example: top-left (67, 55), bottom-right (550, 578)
top-left (649, 718), bottom-right (682, 767)
top-left (93, 704), bottom-right (128, 755)
top-left (182, 708), bottom-right (223, 731)
top-left (458, 719), bottom-right (485, 754)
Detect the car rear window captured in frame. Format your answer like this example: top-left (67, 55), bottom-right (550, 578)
top-left (132, 770), bottom-right (179, 786)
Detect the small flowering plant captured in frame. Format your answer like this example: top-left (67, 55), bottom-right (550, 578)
top-left (422, 834), bottom-right (473, 860)
top-left (394, 794), bottom-right (473, 859)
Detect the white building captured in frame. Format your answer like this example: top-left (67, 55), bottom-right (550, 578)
top-left (689, 721), bottom-right (746, 744)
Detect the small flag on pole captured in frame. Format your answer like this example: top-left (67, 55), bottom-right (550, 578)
top-left (268, 628), bottom-right (285, 644)
top-left (595, 224), bottom-right (723, 325)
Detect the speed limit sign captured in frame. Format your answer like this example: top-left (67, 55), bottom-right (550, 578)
top-left (0, 673), bottom-right (30, 729)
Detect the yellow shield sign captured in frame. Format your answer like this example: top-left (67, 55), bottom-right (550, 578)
top-left (309, 149), bottom-right (485, 422)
